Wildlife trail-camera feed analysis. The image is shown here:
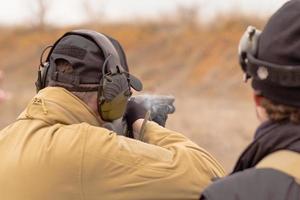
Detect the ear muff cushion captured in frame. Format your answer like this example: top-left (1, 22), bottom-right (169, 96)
top-left (36, 62), bottom-right (50, 92)
top-left (41, 62), bottom-right (50, 88)
top-left (100, 92), bottom-right (130, 121)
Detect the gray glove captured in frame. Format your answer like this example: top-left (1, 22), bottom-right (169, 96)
top-left (103, 95), bottom-right (176, 136)
top-left (103, 119), bottom-right (128, 136)
top-left (130, 95), bottom-right (176, 127)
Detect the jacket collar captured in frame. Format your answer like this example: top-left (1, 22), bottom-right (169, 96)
top-left (18, 87), bottom-right (102, 126)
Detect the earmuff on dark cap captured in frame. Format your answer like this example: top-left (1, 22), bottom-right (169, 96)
top-left (238, 0), bottom-right (300, 107)
top-left (239, 26), bottom-right (300, 87)
top-left (36, 29), bottom-right (143, 121)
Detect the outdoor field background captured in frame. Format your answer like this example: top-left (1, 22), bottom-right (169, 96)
top-left (0, 0), bottom-right (289, 171)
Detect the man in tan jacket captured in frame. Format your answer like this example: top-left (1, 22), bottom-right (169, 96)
top-left (0, 30), bottom-right (224, 200)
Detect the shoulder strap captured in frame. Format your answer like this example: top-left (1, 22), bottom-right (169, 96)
top-left (256, 150), bottom-right (300, 182)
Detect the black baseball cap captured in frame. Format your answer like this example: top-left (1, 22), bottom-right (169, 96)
top-left (252, 0), bottom-right (300, 107)
top-left (47, 32), bottom-right (143, 92)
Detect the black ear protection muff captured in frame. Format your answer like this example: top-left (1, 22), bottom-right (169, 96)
top-left (238, 26), bottom-right (261, 82)
top-left (36, 30), bottom-right (138, 122)
top-left (238, 26), bottom-right (300, 87)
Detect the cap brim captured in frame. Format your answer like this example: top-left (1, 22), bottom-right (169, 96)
top-left (129, 74), bottom-right (143, 91)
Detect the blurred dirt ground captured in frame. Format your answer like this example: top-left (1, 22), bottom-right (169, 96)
top-left (0, 15), bottom-right (264, 172)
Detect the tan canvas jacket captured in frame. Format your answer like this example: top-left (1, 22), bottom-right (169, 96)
top-left (0, 87), bottom-right (225, 200)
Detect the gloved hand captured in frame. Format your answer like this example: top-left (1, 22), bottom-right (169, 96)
top-left (105, 95), bottom-right (176, 137)
top-left (130, 95), bottom-right (176, 127)
top-left (124, 100), bottom-right (148, 132)
top-left (150, 104), bottom-right (173, 127)
top-left (102, 119), bottom-right (128, 136)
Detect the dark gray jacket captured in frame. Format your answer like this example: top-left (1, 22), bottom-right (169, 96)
top-left (201, 168), bottom-right (300, 200)
top-left (200, 121), bottom-right (300, 200)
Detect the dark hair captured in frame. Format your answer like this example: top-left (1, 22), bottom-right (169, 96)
top-left (261, 97), bottom-right (300, 124)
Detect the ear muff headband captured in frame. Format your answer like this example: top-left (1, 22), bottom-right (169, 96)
top-left (68, 30), bottom-right (125, 74)
top-left (70, 30), bottom-right (121, 62)
top-left (238, 26), bottom-right (300, 87)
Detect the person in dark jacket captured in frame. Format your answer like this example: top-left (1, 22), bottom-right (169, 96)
top-left (200, 0), bottom-right (300, 199)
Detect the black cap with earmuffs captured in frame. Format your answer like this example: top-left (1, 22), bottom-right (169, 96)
top-left (36, 29), bottom-right (143, 122)
top-left (238, 0), bottom-right (300, 108)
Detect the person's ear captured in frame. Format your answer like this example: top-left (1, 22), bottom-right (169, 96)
top-left (254, 94), bottom-right (263, 106)
top-left (253, 93), bottom-right (269, 123)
